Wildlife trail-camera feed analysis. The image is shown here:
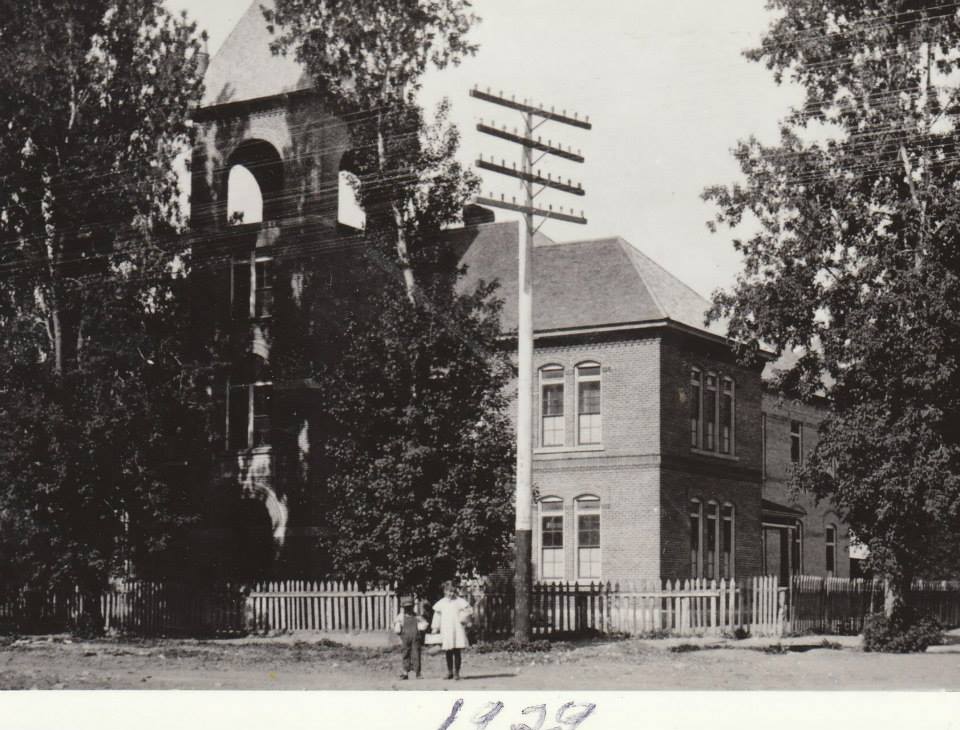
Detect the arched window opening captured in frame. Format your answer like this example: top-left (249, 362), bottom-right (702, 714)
top-left (337, 169), bottom-right (366, 230)
top-left (227, 164), bottom-right (263, 224)
top-left (705, 501), bottom-right (718, 580)
top-left (226, 139), bottom-right (283, 224)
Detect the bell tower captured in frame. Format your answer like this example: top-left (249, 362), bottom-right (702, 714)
top-left (188, 0), bottom-right (357, 577)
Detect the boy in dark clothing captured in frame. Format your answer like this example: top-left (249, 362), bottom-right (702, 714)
top-left (394, 596), bottom-right (428, 679)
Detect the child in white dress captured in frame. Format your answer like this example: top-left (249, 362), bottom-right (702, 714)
top-left (430, 580), bottom-right (473, 679)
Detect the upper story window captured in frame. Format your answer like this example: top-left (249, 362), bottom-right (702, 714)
top-left (825, 524), bottom-right (837, 574)
top-left (540, 365), bottom-right (565, 447)
top-left (790, 420), bottom-right (803, 464)
top-left (690, 368), bottom-right (702, 448)
top-left (720, 377), bottom-right (735, 454)
top-left (690, 366), bottom-right (735, 456)
top-left (575, 496), bottom-right (601, 579)
top-left (576, 363), bottom-right (602, 445)
top-left (232, 253), bottom-right (274, 320)
top-left (540, 498), bottom-right (564, 580)
top-left (703, 373), bottom-right (717, 451)
top-left (228, 356), bottom-right (272, 450)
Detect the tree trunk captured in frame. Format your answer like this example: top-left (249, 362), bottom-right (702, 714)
top-left (375, 112), bottom-right (416, 302)
top-left (883, 573), bottom-right (911, 621)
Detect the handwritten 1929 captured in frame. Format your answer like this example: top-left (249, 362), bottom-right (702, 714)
top-left (438, 700), bottom-right (596, 730)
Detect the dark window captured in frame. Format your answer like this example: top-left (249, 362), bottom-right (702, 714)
top-left (721, 504), bottom-right (734, 579)
top-left (690, 369), bottom-right (701, 448)
top-left (705, 502), bottom-right (717, 580)
top-left (704, 374), bottom-right (717, 451)
top-left (791, 420), bottom-right (803, 464)
top-left (576, 497), bottom-right (601, 579)
top-left (720, 378), bottom-right (734, 454)
top-left (761, 413), bottom-right (767, 479)
top-left (690, 500), bottom-right (701, 577)
top-left (232, 259), bottom-right (251, 320)
top-left (254, 259), bottom-right (273, 318)
top-left (826, 524), bottom-right (836, 574)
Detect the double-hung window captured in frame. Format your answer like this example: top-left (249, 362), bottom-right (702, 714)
top-left (540, 499), bottom-right (564, 580)
top-left (690, 499), bottom-right (702, 577)
top-left (540, 366), bottom-right (565, 447)
top-left (720, 377), bottom-right (734, 454)
top-left (575, 496), bottom-right (601, 579)
top-left (232, 253), bottom-right (274, 320)
top-left (576, 363), bottom-right (602, 445)
top-left (825, 524), bottom-right (837, 574)
top-left (791, 420), bottom-right (803, 464)
top-left (703, 373), bottom-right (717, 451)
top-left (690, 368), bottom-right (702, 448)
top-left (228, 356), bottom-right (272, 450)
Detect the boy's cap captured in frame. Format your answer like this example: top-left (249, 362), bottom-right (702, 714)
top-left (400, 595), bottom-right (415, 606)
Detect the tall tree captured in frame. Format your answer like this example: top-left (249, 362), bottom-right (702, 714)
top-left (264, 0), bottom-right (478, 299)
top-left (0, 1), bottom-right (212, 615)
top-left (705, 1), bottom-right (960, 620)
top-left (261, 1), bottom-right (515, 592)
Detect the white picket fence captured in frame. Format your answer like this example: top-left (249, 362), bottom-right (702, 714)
top-left (245, 580), bottom-right (399, 633)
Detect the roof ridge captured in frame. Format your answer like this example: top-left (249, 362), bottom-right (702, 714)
top-left (617, 239), bottom-right (667, 319)
top-left (620, 238), bottom-right (711, 304)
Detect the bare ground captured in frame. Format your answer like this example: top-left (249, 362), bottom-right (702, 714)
top-left (1, 632), bottom-right (959, 690)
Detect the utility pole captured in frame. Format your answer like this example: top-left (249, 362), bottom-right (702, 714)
top-left (470, 85), bottom-right (590, 641)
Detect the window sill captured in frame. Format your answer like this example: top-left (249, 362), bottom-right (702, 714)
top-left (535, 444), bottom-right (605, 455)
top-left (690, 447), bottom-right (739, 462)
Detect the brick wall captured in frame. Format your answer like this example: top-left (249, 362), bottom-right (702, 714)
top-left (524, 335), bottom-right (662, 583)
top-left (762, 393), bottom-right (851, 578)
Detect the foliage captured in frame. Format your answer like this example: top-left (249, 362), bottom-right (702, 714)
top-left (258, 2), bottom-right (511, 592)
top-left (0, 2), bottom-right (212, 597)
top-left (704, 1), bottom-right (960, 612)
top-left (264, 0), bottom-right (479, 297)
top-left (863, 611), bottom-right (943, 653)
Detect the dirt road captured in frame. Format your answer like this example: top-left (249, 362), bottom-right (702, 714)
top-left (1, 634), bottom-right (959, 690)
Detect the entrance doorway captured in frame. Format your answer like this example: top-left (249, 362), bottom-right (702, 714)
top-left (761, 521), bottom-right (803, 586)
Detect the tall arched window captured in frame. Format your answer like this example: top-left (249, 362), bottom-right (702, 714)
top-left (690, 499), bottom-right (703, 578)
top-left (575, 496), bottom-right (601, 579)
top-left (690, 368), bottom-right (702, 448)
top-left (705, 501), bottom-right (718, 580)
top-left (337, 170), bottom-right (366, 229)
top-left (721, 503), bottom-right (735, 579)
top-left (539, 498), bottom-right (564, 580)
top-left (225, 139), bottom-right (283, 224)
top-left (540, 365), bottom-right (565, 447)
top-left (826, 523), bottom-right (837, 575)
top-left (227, 165), bottom-right (263, 224)
top-left (576, 362), bottom-right (602, 445)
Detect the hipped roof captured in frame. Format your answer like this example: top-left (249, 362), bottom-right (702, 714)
top-left (455, 221), bottom-right (723, 338)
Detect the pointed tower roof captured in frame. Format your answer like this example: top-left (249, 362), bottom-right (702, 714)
top-left (201, 0), bottom-right (312, 108)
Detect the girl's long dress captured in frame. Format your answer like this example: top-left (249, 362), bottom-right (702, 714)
top-left (431, 596), bottom-right (470, 650)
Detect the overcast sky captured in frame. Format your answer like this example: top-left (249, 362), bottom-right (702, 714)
top-left (169, 0), bottom-right (802, 300)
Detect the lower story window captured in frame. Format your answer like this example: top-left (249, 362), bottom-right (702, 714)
top-left (540, 499), bottom-right (564, 580)
top-left (576, 497), bottom-right (601, 579)
top-left (826, 524), bottom-right (836, 574)
top-left (721, 504), bottom-right (734, 580)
